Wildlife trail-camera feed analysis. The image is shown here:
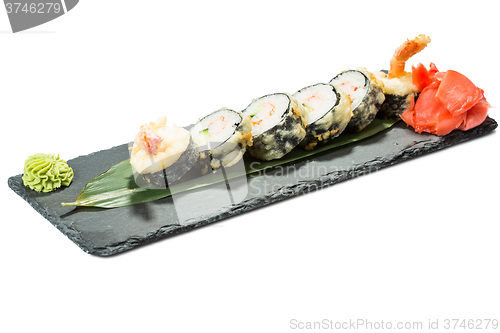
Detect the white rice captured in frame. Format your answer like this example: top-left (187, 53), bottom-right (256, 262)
top-left (243, 93), bottom-right (289, 136)
top-left (191, 109), bottom-right (242, 147)
top-left (293, 83), bottom-right (338, 124)
top-left (330, 71), bottom-right (368, 110)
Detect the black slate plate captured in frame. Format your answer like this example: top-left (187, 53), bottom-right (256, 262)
top-left (8, 118), bottom-right (497, 256)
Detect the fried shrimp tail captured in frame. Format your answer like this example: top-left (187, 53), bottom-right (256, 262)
top-left (388, 34), bottom-right (431, 78)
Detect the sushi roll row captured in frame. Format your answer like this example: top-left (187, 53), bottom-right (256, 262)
top-left (128, 35), bottom-right (431, 187)
top-left (242, 68), bottom-right (385, 156)
top-left (129, 68), bottom-right (387, 186)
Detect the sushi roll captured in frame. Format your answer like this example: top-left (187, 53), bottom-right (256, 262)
top-left (374, 71), bottom-right (417, 119)
top-left (375, 34), bottom-right (431, 119)
top-left (330, 69), bottom-right (385, 132)
top-left (130, 116), bottom-right (198, 187)
top-left (190, 108), bottom-right (253, 173)
top-left (243, 93), bottom-right (306, 161)
top-left (293, 83), bottom-right (352, 150)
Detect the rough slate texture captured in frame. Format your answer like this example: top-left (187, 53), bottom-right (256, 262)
top-left (8, 118), bottom-right (497, 256)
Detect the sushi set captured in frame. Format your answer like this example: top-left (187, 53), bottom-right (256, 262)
top-left (8, 35), bottom-right (497, 256)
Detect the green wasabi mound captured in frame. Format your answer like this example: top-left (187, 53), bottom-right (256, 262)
top-left (22, 154), bottom-right (74, 192)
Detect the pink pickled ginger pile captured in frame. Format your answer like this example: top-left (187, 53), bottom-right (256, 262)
top-left (401, 63), bottom-right (490, 136)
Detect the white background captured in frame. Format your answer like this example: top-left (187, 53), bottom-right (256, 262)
top-left (1, 1), bottom-right (499, 332)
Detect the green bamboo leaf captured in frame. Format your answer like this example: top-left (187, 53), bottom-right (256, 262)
top-left (61, 160), bottom-right (171, 208)
top-left (62, 118), bottom-right (399, 208)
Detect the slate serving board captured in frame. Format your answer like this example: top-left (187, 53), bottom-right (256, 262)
top-left (8, 118), bottom-right (497, 256)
